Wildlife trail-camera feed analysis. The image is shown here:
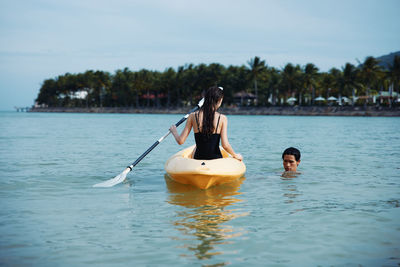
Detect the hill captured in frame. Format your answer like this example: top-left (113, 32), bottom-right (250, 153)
top-left (375, 51), bottom-right (400, 69)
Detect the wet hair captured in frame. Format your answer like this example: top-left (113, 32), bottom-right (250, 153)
top-left (282, 147), bottom-right (301, 161)
top-left (200, 86), bottom-right (224, 135)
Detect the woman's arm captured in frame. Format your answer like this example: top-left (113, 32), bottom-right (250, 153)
top-left (220, 115), bottom-right (243, 161)
top-left (169, 113), bottom-right (193, 145)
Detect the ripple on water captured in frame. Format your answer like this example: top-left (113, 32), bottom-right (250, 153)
top-left (0, 113), bottom-right (399, 266)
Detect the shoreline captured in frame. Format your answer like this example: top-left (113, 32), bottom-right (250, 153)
top-left (29, 106), bottom-right (400, 117)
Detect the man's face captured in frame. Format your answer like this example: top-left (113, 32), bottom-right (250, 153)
top-left (283, 154), bottom-right (300, 172)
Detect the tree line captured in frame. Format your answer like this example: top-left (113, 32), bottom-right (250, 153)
top-left (35, 55), bottom-right (400, 108)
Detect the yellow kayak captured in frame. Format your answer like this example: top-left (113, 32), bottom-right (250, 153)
top-left (164, 145), bottom-right (246, 189)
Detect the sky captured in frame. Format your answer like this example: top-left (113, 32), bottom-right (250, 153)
top-left (0, 0), bottom-right (399, 110)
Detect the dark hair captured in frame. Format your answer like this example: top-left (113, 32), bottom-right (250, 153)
top-left (201, 86), bottom-right (224, 135)
top-left (282, 147), bottom-right (301, 161)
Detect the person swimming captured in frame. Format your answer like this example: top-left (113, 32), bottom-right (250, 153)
top-left (282, 147), bottom-right (301, 172)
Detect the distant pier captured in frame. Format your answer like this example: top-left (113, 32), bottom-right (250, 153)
top-left (14, 106), bottom-right (31, 112)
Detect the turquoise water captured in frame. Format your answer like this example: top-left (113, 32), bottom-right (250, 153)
top-left (0, 111), bottom-right (399, 266)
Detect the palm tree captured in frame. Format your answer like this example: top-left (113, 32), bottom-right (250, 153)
top-left (160, 67), bottom-right (176, 108)
top-left (319, 72), bottom-right (335, 101)
top-left (257, 68), bottom-right (272, 106)
top-left (387, 55), bottom-right (400, 107)
top-left (82, 70), bottom-right (96, 108)
top-left (111, 69), bottom-right (127, 107)
top-left (206, 63), bottom-right (225, 88)
top-left (92, 71), bottom-right (111, 108)
top-left (303, 63), bottom-right (319, 105)
top-left (267, 68), bottom-right (281, 106)
top-left (331, 64), bottom-right (360, 106)
top-left (182, 64), bottom-right (195, 106)
top-left (55, 74), bottom-right (68, 107)
top-left (175, 66), bottom-right (185, 107)
top-left (359, 56), bottom-right (382, 106)
top-left (221, 65), bottom-right (250, 105)
top-left (132, 72), bottom-right (141, 107)
top-left (280, 63), bottom-right (301, 104)
top-left (329, 68), bottom-right (345, 106)
top-left (153, 71), bottom-right (164, 108)
top-left (124, 69), bottom-right (138, 107)
top-left (36, 79), bottom-right (58, 107)
top-left (136, 69), bottom-right (153, 107)
top-left (247, 56), bottom-right (267, 105)
top-left (341, 63), bottom-right (360, 106)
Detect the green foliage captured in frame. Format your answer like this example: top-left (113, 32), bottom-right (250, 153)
top-left (35, 56), bottom-right (397, 108)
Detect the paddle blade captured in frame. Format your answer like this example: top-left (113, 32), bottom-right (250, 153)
top-left (93, 168), bottom-right (130, 188)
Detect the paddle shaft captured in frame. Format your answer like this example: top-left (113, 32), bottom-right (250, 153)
top-left (126, 101), bottom-right (203, 171)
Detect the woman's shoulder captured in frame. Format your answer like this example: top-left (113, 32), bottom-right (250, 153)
top-left (188, 112), bottom-right (196, 121)
top-left (189, 111), bottom-right (200, 122)
top-left (216, 112), bottom-right (227, 121)
top-left (216, 112), bottom-right (225, 117)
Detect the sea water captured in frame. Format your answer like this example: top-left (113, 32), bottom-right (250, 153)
top-left (0, 111), bottom-right (399, 266)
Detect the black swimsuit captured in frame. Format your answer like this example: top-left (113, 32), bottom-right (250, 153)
top-left (193, 112), bottom-right (223, 160)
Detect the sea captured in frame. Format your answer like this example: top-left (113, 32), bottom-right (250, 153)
top-left (0, 111), bottom-right (399, 266)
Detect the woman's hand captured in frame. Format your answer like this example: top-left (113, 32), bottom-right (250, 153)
top-left (169, 125), bottom-right (178, 136)
top-left (233, 153), bottom-right (243, 161)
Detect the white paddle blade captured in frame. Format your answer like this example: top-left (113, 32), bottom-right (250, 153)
top-left (198, 98), bottom-right (204, 108)
top-left (93, 168), bottom-right (130, 187)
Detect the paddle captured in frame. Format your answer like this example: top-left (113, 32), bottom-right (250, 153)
top-left (93, 98), bottom-right (205, 187)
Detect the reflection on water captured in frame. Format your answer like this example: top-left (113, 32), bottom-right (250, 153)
top-left (280, 173), bottom-right (303, 213)
top-left (164, 175), bottom-right (248, 264)
top-left (281, 171), bottom-right (301, 179)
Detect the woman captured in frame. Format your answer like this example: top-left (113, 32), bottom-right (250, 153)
top-left (169, 86), bottom-right (243, 161)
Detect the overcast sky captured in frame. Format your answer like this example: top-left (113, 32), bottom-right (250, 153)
top-left (0, 0), bottom-right (399, 110)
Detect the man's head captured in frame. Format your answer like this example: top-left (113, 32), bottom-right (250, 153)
top-left (282, 147), bottom-right (301, 172)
